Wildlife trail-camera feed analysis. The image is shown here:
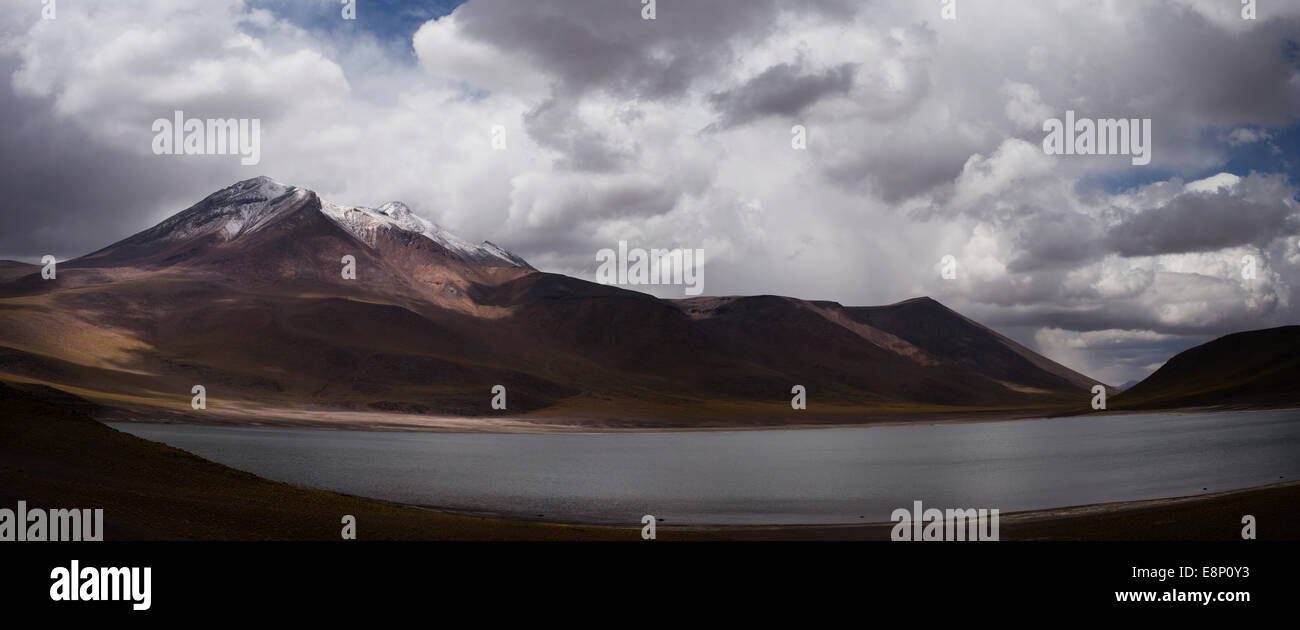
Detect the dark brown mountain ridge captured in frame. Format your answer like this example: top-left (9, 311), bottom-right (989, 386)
top-left (0, 176), bottom-right (1168, 427)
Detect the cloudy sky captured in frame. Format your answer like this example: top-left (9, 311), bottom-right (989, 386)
top-left (1, 0), bottom-right (1297, 385)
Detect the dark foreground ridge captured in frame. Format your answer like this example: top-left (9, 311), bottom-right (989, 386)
top-left (0, 382), bottom-right (628, 540)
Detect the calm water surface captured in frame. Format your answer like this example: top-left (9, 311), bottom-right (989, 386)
top-left (110, 409), bottom-right (1300, 525)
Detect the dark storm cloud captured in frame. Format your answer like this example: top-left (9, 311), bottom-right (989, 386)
top-left (1007, 210), bottom-right (1108, 271)
top-left (1142, 13), bottom-right (1300, 125)
top-left (523, 98), bottom-right (633, 172)
top-left (449, 0), bottom-right (856, 100)
top-left (994, 309), bottom-right (1251, 341)
top-left (823, 131), bottom-right (973, 205)
top-left (992, 321), bottom-right (1215, 387)
top-left (0, 57), bottom-right (247, 261)
top-left (1106, 178), bottom-right (1300, 257)
top-left (1017, 6), bottom-right (1300, 135)
top-left (706, 61), bottom-right (857, 129)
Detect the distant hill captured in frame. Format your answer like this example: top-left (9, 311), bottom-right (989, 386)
top-left (844, 297), bottom-right (1103, 395)
top-left (1113, 326), bottom-right (1300, 410)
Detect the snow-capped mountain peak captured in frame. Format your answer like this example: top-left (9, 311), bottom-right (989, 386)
top-left (306, 186), bottom-right (532, 270)
top-left (108, 177), bottom-right (532, 270)
top-left (132, 176), bottom-right (305, 245)
top-left (480, 240), bottom-right (534, 269)
top-left (377, 201), bottom-right (412, 217)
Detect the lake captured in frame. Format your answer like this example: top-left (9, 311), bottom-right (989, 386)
top-left (109, 408), bottom-right (1300, 525)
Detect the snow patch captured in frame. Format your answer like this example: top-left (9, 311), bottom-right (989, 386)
top-left (319, 197), bottom-right (531, 268)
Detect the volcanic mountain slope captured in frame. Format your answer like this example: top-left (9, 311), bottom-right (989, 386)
top-left (1112, 326), bottom-right (1300, 410)
top-left (844, 297), bottom-right (1103, 395)
top-left (67, 176), bottom-right (534, 313)
top-left (0, 176), bottom-right (1108, 426)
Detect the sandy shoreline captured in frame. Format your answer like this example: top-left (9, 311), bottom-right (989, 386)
top-left (396, 480), bottom-right (1298, 529)
top-left (662, 480), bottom-right (1300, 540)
